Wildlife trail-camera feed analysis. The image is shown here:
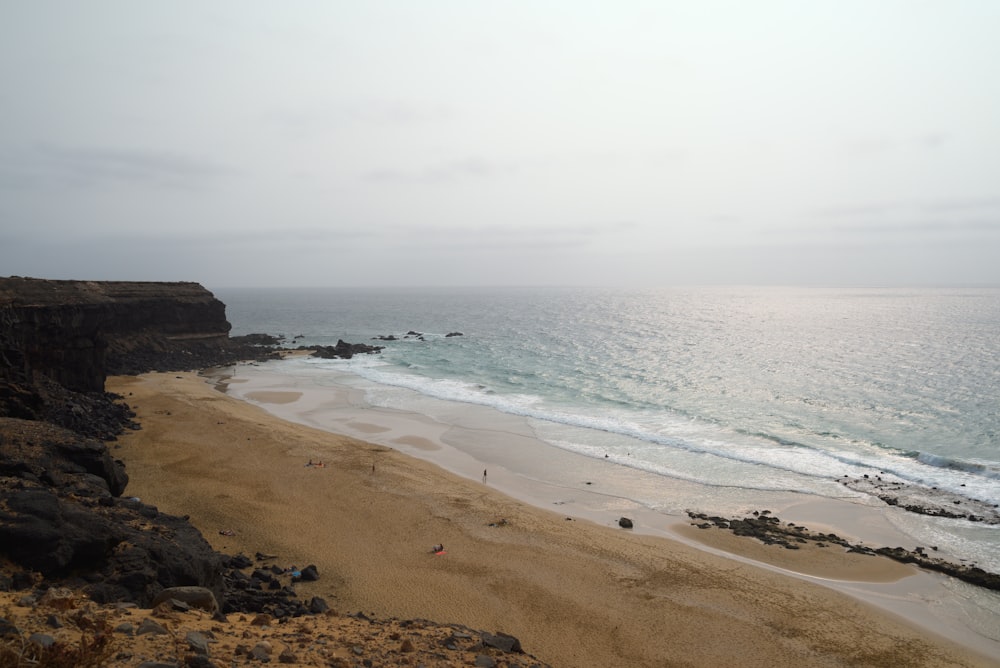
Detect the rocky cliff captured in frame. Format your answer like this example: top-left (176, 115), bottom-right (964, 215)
top-left (0, 277), bottom-right (281, 613)
top-left (0, 417), bottom-right (225, 607)
top-left (0, 278), bottom-right (232, 394)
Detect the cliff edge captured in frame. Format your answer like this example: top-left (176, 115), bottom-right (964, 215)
top-left (0, 278), bottom-right (232, 395)
top-left (0, 278), bottom-right (545, 666)
top-left (0, 278), bottom-right (272, 611)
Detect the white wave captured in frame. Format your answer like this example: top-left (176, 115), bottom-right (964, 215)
top-left (917, 452), bottom-right (1000, 480)
top-left (329, 360), bottom-right (1000, 507)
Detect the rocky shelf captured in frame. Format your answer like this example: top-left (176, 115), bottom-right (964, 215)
top-left (838, 474), bottom-right (1000, 525)
top-left (688, 510), bottom-right (1000, 592)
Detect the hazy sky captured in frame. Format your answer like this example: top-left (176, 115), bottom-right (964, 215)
top-left (2, 2), bottom-right (999, 288)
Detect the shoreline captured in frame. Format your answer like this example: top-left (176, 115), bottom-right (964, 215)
top-left (219, 360), bottom-right (1000, 653)
top-left (109, 369), bottom-right (1000, 666)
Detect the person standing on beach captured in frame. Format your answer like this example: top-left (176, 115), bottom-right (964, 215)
top-left (483, 468), bottom-right (487, 483)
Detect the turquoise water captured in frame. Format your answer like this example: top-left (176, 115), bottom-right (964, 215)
top-left (216, 286), bottom-right (1000, 567)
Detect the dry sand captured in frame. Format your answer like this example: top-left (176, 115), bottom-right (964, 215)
top-left (107, 371), bottom-right (998, 667)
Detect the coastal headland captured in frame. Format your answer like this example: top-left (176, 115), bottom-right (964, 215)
top-left (1, 277), bottom-right (998, 666)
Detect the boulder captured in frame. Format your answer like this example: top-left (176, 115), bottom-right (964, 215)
top-left (152, 587), bottom-right (221, 616)
top-left (481, 631), bottom-right (523, 653)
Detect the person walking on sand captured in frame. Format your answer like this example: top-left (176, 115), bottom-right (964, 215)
top-left (483, 468), bottom-right (487, 484)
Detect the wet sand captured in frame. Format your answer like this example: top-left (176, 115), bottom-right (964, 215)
top-left (108, 371), bottom-right (1000, 667)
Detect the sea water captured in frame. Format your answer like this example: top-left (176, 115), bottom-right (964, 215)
top-left (215, 286), bottom-right (1000, 572)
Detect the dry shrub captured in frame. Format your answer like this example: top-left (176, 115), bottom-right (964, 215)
top-left (0, 617), bottom-right (116, 668)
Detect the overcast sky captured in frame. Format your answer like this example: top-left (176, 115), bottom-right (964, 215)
top-left (2, 2), bottom-right (999, 288)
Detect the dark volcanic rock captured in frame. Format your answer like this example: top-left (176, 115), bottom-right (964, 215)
top-left (308, 596), bottom-right (330, 614)
top-left (0, 418), bottom-right (224, 607)
top-left (37, 378), bottom-right (140, 441)
top-left (0, 279), bottom-right (284, 426)
top-left (840, 475), bottom-right (1000, 525)
top-left (230, 332), bottom-right (284, 347)
top-left (0, 278), bottom-right (230, 393)
top-left (688, 510), bottom-right (1000, 592)
top-left (0, 278), bottom-right (278, 425)
top-left (481, 631), bottom-right (523, 653)
top-left (297, 564), bottom-right (319, 582)
top-left (0, 278), bottom-right (337, 619)
top-left (0, 377), bottom-right (43, 421)
top-left (874, 547), bottom-right (1000, 591)
top-left (0, 417), bottom-right (128, 496)
top-left (311, 339), bottom-right (384, 359)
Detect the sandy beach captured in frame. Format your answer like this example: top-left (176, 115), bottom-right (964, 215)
top-left (108, 371), bottom-right (999, 667)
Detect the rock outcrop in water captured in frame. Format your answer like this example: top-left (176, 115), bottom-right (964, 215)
top-left (311, 338), bottom-right (385, 359)
top-left (688, 510), bottom-right (1000, 591)
top-left (839, 474), bottom-right (1000, 524)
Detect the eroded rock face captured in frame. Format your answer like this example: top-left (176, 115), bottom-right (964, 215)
top-left (0, 278), bottom-right (288, 613)
top-left (0, 418), bottom-right (224, 606)
top-left (0, 278), bottom-right (280, 426)
top-left (0, 278), bottom-right (232, 394)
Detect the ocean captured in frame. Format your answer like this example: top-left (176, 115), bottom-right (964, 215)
top-left (215, 286), bottom-right (1000, 575)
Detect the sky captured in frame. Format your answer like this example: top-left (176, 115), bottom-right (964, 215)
top-left (2, 1), bottom-right (999, 288)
